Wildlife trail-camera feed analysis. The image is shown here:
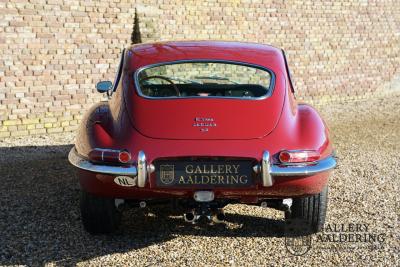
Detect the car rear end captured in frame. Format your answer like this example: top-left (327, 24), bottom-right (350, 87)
top-left (69, 42), bottom-right (337, 234)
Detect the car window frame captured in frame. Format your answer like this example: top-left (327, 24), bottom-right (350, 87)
top-left (133, 59), bottom-right (276, 101)
top-left (282, 50), bottom-right (295, 95)
top-left (110, 48), bottom-right (125, 94)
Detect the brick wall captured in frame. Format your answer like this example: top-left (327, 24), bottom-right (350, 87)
top-left (0, 0), bottom-right (399, 138)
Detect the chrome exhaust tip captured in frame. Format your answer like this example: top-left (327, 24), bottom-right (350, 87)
top-left (212, 211), bottom-right (225, 224)
top-left (183, 212), bottom-right (196, 223)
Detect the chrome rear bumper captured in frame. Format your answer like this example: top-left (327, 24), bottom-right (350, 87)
top-left (68, 147), bottom-right (337, 188)
top-left (68, 147), bottom-right (138, 176)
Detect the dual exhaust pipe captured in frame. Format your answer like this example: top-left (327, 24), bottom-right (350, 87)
top-left (183, 212), bottom-right (196, 223)
top-left (183, 210), bottom-right (225, 224)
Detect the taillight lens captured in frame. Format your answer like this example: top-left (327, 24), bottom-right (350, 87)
top-left (279, 150), bottom-right (320, 164)
top-left (89, 148), bottom-right (131, 164)
top-left (118, 151), bottom-right (131, 163)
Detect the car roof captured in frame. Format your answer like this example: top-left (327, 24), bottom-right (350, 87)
top-left (126, 41), bottom-right (285, 72)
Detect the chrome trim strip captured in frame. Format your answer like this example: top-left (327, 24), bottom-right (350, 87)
top-left (270, 156), bottom-right (337, 176)
top-left (133, 59), bottom-right (276, 101)
top-left (68, 147), bottom-right (137, 177)
top-left (111, 48), bottom-right (125, 93)
top-left (262, 151), bottom-right (273, 187)
top-left (137, 150), bottom-right (147, 187)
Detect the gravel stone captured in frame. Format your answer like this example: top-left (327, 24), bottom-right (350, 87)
top-left (0, 96), bottom-right (399, 266)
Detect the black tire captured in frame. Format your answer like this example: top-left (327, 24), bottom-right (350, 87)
top-left (285, 186), bottom-right (328, 234)
top-left (80, 191), bottom-right (122, 234)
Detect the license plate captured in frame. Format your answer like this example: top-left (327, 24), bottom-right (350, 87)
top-left (154, 160), bottom-right (254, 188)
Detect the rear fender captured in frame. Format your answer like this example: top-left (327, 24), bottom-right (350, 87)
top-left (270, 98), bottom-right (333, 159)
top-left (75, 100), bottom-right (133, 157)
top-left (75, 103), bottom-right (114, 156)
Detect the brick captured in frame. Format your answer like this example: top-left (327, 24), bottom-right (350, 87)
top-left (3, 120), bottom-right (21, 126)
top-left (54, 95), bottom-right (71, 101)
top-left (40, 117), bottom-right (57, 123)
top-left (47, 127), bottom-right (63, 133)
top-left (0, 132), bottom-right (11, 138)
top-left (17, 125), bottom-right (27, 130)
top-left (22, 118), bottom-right (40, 124)
top-left (11, 130), bottom-right (29, 137)
top-left (58, 116), bottom-right (73, 122)
top-left (7, 126), bottom-right (18, 132)
top-left (69, 120), bottom-right (79, 126)
top-left (12, 109), bottom-right (30, 115)
top-left (29, 128), bottom-right (46, 135)
top-left (64, 125), bottom-right (79, 132)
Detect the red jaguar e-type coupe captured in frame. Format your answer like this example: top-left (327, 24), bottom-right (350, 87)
top-left (69, 41), bottom-right (336, 234)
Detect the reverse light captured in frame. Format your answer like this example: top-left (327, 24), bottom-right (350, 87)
top-left (89, 148), bottom-right (132, 164)
top-left (279, 150), bottom-right (320, 164)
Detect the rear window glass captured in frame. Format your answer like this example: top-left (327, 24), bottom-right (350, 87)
top-left (135, 62), bottom-right (273, 99)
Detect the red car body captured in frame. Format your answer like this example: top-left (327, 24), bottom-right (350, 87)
top-left (69, 41), bottom-right (336, 232)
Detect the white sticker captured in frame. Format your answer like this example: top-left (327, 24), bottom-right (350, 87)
top-left (114, 176), bottom-right (136, 187)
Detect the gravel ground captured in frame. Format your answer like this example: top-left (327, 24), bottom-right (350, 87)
top-left (0, 96), bottom-right (399, 266)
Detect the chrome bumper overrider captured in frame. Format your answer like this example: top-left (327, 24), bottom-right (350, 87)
top-left (68, 147), bottom-right (337, 188)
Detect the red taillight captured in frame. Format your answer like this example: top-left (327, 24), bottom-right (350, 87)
top-left (89, 148), bottom-right (131, 164)
top-left (279, 150), bottom-right (320, 164)
top-left (118, 151), bottom-right (131, 163)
